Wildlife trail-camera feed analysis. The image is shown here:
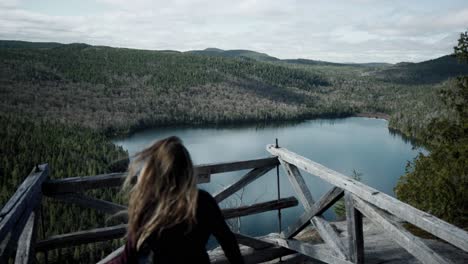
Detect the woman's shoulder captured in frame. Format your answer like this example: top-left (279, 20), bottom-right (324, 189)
top-left (198, 189), bottom-right (214, 200)
top-left (197, 189), bottom-right (217, 206)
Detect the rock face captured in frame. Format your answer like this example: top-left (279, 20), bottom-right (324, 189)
top-left (209, 219), bottom-right (468, 263)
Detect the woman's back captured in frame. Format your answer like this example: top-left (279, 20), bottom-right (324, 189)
top-left (107, 136), bottom-right (243, 264)
top-left (139, 189), bottom-right (242, 263)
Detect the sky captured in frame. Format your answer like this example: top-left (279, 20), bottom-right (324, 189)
top-left (0, 0), bottom-right (467, 63)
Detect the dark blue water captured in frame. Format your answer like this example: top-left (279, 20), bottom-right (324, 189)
top-left (113, 117), bottom-right (423, 237)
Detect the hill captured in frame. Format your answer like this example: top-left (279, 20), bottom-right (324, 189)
top-left (0, 40), bottom-right (461, 139)
top-left (188, 48), bottom-right (280, 61)
top-left (0, 41), bottom-right (339, 135)
top-left (372, 55), bottom-right (468, 84)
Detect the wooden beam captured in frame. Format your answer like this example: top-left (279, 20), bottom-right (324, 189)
top-left (214, 166), bottom-right (274, 203)
top-left (50, 193), bottom-right (126, 215)
top-left (283, 186), bottom-right (343, 238)
top-left (352, 196), bottom-right (451, 264)
top-left (14, 211), bottom-right (38, 264)
top-left (195, 157), bottom-right (279, 176)
top-left (222, 197), bottom-right (298, 219)
top-left (280, 159), bottom-right (348, 260)
top-left (345, 192), bottom-right (364, 264)
top-left (210, 244), bottom-right (294, 264)
top-left (42, 172), bottom-right (126, 195)
top-left (35, 224), bottom-right (127, 251)
top-left (233, 233), bottom-right (273, 250)
top-left (311, 216), bottom-right (349, 260)
top-left (97, 233), bottom-right (276, 264)
top-left (43, 157), bottom-right (279, 195)
top-left (0, 198), bottom-right (40, 261)
top-left (270, 236), bottom-right (353, 264)
top-left (36, 197), bottom-right (298, 251)
top-left (280, 160), bottom-right (315, 208)
top-left (0, 164), bottom-right (49, 242)
top-left (267, 145), bottom-right (468, 253)
top-left (96, 245), bottom-right (124, 264)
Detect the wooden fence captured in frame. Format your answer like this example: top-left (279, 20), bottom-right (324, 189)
top-left (1, 145), bottom-right (467, 264)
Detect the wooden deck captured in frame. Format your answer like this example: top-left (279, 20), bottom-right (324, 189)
top-left (1, 145), bottom-right (467, 263)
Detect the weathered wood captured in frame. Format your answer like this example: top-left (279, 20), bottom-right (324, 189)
top-left (267, 145), bottom-right (468, 252)
top-left (43, 157), bottom-right (279, 195)
top-left (222, 197), bottom-right (298, 219)
top-left (36, 197), bottom-right (298, 251)
top-left (15, 211), bottom-right (38, 264)
top-left (35, 224), bottom-right (127, 251)
top-left (283, 186), bottom-right (344, 238)
top-left (210, 244), bottom-right (294, 264)
top-left (234, 233), bottom-right (273, 250)
top-left (42, 172), bottom-right (126, 195)
top-left (50, 193), bottom-right (126, 215)
top-left (280, 159), bottom-right (348, 260)
top-left (311, 216), bottom-right (349, 260)
top-left (280, 160), bottom-right (316, 208)
top-left (345, 192), bottom-right (364, 264)
top-left (352, 196), bottom-right (451, 264)
top-left (270, 236), bottom-right (353, 264)
top-left (96, 245), bottom-right (124, 264)
top-left (195, 157), bottom-right (279, 175)
top-left (0, 164), bottom-right (48, 242)
top-left (214, 165), bottom-right (274, 203)
top-left (0, 198), bottom-right (39, 261)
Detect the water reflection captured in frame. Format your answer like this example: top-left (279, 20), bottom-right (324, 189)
top-left (113, 117), bottom-right (423, 238)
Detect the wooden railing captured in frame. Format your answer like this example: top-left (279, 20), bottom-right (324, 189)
top-left (1, 146), bottom-right (467, 264)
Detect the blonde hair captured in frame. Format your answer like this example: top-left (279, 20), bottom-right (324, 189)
top-left (123, 136), bottom-right (198, 250)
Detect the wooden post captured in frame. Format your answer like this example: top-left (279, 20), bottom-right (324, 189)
top-left (345, 192), bottom-right (364, 264)
top-left (14, 210), bottom-right (38, 264)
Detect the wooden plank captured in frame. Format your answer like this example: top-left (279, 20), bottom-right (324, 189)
top-left (214, 166), bottom-right (274, 203)
top-left (280, 159), bottom-right (348, 260)
top-left (15, 211), bottom-right (38, 264)
top-left (280, 160), bottom-right (315, 208)
top-left (35, 224), bottom-right (127, 251)
top-left (270, 236), bottom-right (353, 264)
top-left (0, 164), bottom-right (49, 241)
top-left (96, 245), bottom-right (124, 264)
top-left (42, 172), bottom-right (126, 195)
top-left (233, 233), bottom-right (273, 250)
top-left (352, 196), bottom-right (451, 264)
top-left (195, 157), bottom-right (279, 175)
top-left (210, 244), bottom-right (294, 264)
top-left (345, 192), bottom-right (364, 264)
top-left (42, 157), bottom-right (279, 195)
top-left (267, 145), bottom-right (468, 252)
top-left (283, 186), bottom-right (343, 238)
top-left (0, 197), bottom-right (40, 261)
top-left (222, 197), bottom-right (298, 219)
top-left (50, 193), bottom-right (126, 215)
top-left (36, 198), bottom-right (297, 251)
top-left (311, 216), bottom-right (349, 260)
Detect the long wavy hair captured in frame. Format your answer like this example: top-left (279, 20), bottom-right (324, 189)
top-left (123, 136), bottom-right (198, 250)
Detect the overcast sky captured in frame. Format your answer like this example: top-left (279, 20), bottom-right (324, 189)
top-left (1, 0), bottom-right (467, 63)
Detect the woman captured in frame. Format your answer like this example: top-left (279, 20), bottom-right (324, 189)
top-left (108, 136), bottom-right (244, 264)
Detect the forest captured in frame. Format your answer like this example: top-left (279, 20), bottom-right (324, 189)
top-left (0, 34), bottom-right (467, 262)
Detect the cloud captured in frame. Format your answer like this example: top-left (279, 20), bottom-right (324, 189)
top-left (0, 0), bottom-right (466, 63)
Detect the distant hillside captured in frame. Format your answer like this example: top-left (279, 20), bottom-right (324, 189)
top-left (0, 40), bottom-right (460, 139)
top-left (188, 48), bottom-right (280, 62)
top-left (0, 40), bottom-right (64, 49)
top-left (0, 40), bottom-right (336, 134)
top-left (372, 55), bottom-right (468, 84)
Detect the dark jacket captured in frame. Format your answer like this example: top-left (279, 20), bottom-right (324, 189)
top-left (107, 189), bottom-right (244, 264)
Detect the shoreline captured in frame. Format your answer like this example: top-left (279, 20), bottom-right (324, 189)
top-left (111, 112), bottom-right (391, 139)
top-left (353, 112), bottom-right (390, 121)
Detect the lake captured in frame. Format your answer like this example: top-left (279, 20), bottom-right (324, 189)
top-left (113, 117), bottom-right (423, 239)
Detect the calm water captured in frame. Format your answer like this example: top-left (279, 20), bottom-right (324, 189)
top-left (113, 117), bottom-right (423, 238)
